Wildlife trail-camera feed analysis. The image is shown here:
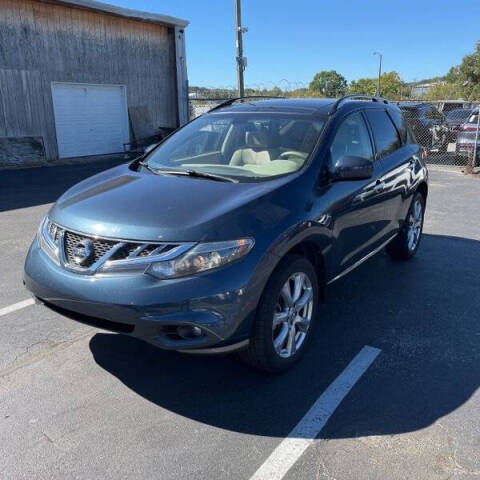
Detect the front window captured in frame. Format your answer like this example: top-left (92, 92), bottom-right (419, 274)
top-left (329, 112), bottom-right (373, 166)
top-left (145, 112), bottom-right (326, 181)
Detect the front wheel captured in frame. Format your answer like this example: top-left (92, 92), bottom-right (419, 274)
top-left (386, 192), bottom-right (425, 260)
top-left (239, 254), bottom-right (318, 373)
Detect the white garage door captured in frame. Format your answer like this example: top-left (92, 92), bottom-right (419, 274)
top-left (51, 83), bottom-right (129, 158)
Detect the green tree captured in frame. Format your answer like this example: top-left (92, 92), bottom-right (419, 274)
top-left (425, 41), bottom-right (480, 100)
top-left (425, 82), bottom-right (461, 101)
top-left (348, 77), bottom-right (377, 95)
top-left (348, 71), bottom-right (406, 100)
top-left (445, 66), bottom-right (461, 84)
top-left (379, 72), bottom-right (405, 98)
top-left (457, 41), bottom-right (480, 100)
top-left (286, 87), bottom-right (312, 98)
top-left (309, 70), bottom-right (347, 97)
top-left (270, 86), bottom-right (283, 97)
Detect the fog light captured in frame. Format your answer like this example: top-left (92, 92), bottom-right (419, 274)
top-left (177, 325), bottom-right (204, 339)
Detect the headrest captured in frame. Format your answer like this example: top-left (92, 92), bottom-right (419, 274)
top-left (245, 130), bottom-right (269, 149)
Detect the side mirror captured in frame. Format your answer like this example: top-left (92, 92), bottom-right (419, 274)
top-left (144, 143), bottom-right (159, 155)
top-left (330, 155), bottom-right (374, 181)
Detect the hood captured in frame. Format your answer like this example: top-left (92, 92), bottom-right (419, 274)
top-left (49, 163), bottom-right (295, 242)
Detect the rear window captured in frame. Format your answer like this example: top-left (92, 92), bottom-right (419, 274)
top-left (389, 109), bottom-right (408, 143)
top-left (365, 110), bottom-right (402, 159)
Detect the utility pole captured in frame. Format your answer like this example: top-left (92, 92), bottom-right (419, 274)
top-left (373, 51), bottom-right (382, 96)
top-left (234, 0), bottom-right (247, 97)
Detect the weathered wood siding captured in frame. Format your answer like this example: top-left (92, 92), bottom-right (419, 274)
top-left (0, 0), bottom-right (178, 162)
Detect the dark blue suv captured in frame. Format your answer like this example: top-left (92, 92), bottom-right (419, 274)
top-left (24, 96), bottom-right (428, 372)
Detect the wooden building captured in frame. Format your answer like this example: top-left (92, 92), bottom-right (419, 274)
top-left (0, 0), bottom-right (189, 166)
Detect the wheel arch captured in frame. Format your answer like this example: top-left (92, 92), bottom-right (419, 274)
top-left (247, 228), bottom-right (331, 323)
top-left (277, 238), bottom-right (327, 302)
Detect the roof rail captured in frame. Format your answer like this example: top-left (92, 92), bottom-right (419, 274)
top-left (207, 96), bottom-right (285, 113)
top-left (329, 94), bottom-right (389, 114)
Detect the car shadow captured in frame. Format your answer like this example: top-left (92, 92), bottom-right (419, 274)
top-left (89, 233), bottom-right (480, 439)
top-left (0, 157), bottom-right (127, 212)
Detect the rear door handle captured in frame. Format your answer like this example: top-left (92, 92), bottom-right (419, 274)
top-left (373, 181), bottom-right (385, 193)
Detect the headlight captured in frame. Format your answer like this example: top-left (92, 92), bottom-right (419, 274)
top-left (146, 238), bottom-right (254, 279)
top-left (37, 216), bottom-right (62, 264)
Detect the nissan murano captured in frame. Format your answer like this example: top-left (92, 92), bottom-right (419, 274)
top-left (24, 96), bottom-right (428, 372)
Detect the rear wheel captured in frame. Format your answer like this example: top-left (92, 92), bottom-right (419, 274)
top-left (239, 254), bottom-right (318, 373)
top-left (386, 192), bottom-right (425, 260)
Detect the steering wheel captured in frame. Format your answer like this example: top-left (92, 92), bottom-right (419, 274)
top-left (279, 151), bottom-right (306, 160)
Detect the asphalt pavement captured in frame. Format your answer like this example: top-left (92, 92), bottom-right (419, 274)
top-left (0, 162), bottom-right (479, 479)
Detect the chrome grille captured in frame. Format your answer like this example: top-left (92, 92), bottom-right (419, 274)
top-left (45, 221), bottom-right (190, 274)
top-left (47, 222), bottom-right (61, 243)
top-left (64, 231), bottom-right (116, 268)
top-left (120, 244), bottom-right (159, 258)
top-left (111, 243), bottom-right (177, 262)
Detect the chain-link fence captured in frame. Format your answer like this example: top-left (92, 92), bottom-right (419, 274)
top-left (189, 96), bottom-right (235, 120)
top-left (189, 87), bottom-right (254, 120)
top-left (188, 88), bottom-right (480, 171)
top-left (397, 100), bottom-right (480, 171)
top-left (188, 83), bottom-right (308, 119)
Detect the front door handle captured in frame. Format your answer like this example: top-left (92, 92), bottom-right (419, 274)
top-left (373, 181), bottom-right (385, 193)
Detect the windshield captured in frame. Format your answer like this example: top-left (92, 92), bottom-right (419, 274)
top-left (446, 109), bottom-right (473, 120)
top-left (145, 112), bottom-right (325, 181)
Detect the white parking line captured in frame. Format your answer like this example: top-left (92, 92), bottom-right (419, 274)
top-left (250, 345), bottom-right (381, 480)
top-left (0, 298), bottom-right (35, 317)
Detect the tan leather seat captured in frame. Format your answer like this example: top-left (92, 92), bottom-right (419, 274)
top-left (230, 130), bottom-right (274, 166)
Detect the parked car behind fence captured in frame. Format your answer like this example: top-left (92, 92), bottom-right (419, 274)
top-left (396, 101), bottom-right (480, 168)
top-left (398, 102), bottom-right (450, 152)
top-left (445, 108), bottom-right (475, 138)
top-left (456, 110), bottom-right (480, 163)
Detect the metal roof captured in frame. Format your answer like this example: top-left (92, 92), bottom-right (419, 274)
top-left (49, 0), bottom-right (189, 28)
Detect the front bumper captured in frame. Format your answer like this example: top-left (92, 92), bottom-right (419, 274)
top-left (24, 238), bottom-right (261, 351)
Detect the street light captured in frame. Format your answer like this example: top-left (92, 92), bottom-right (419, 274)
top-left (373, 51), bottom-right (382, 96)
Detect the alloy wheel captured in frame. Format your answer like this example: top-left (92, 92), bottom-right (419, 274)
top-left (407, 199), bottom-right (423, 251)
top-left (272, 272), bottom-right (314, 358)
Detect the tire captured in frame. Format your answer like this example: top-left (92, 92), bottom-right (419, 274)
top-left (386, 192), bottom-right (425, 260)
top-left (239, 254), bottom-right (319, 373)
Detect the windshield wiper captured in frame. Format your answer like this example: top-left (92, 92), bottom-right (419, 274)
top-left (149, 168), bottom-right (238, 183)
top-left (138, 160), bottom-right (157, 174)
